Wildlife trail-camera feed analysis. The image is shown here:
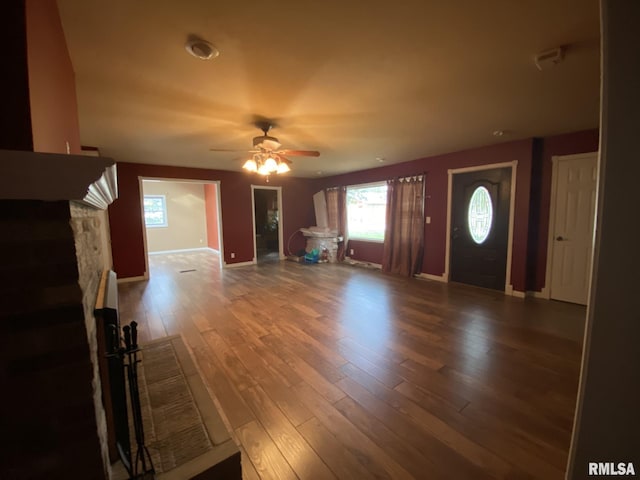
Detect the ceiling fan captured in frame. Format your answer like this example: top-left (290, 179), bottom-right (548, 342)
top-left (209, 120), bottom-right (320, 177)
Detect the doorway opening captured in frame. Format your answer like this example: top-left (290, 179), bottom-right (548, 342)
top-left (139, 178), bottom-right (223, 277)
top-left (251, 185), bottom-right (283, 264)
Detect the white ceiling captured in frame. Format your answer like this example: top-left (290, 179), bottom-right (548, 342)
top-left (57, 0), bottom-right (600, 178)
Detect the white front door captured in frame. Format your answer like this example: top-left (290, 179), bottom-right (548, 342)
top-left (549, 152), bottom-right (598, 304)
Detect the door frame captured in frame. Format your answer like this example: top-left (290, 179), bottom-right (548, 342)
top-left (251, 184), bottom-right (284, 263)
top-left (541, 151), bottom-right (599, 300)
top-left (444, 160), bottom-right (518, 295)
top-left (138, 177), bottom-right (224, 278)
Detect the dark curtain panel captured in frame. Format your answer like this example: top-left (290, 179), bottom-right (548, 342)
top-left (326, 186), bottom-right (347, 261)
top-left (382, 176), bottom-right (425, 276)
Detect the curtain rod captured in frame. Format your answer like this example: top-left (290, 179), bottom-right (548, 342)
top-left (389, 173), bottom-right (424, 182)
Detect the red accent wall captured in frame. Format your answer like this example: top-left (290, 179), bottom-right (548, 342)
top-left (204, 184), bottom-right (219, 250)
top-left (109, 163), bottom-right (316, 278)
top-left (347, 240), bottom-right (384, 265)
top-left (25, 0), bottom-right (81, 154)
top-left (0, 0), bottom-right (82, 154)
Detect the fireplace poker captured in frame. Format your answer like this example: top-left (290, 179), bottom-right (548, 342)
top-left (123, 322), bottom-right (155, 479)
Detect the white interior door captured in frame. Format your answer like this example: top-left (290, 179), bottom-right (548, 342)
top-left (549, 152), bottom-right (598, 304)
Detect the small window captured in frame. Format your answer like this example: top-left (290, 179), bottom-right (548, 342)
top-left (468, 186), bottom-right (493, 244)
top-left (144, 195), bottom-right (168, 227)
top-left (346, 183), bottom-right (388, 242)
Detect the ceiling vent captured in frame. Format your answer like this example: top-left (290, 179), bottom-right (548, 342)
top-left (534, 47), bottom-right (564, 71)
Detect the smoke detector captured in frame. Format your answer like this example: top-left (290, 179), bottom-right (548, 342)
top-left (534, 47), bottom-right (564, 71)
top-left (185, 36), bottom-right (219, 60)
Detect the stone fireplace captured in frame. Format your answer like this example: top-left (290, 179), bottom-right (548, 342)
top-left (0, 151), bottom-right (117, 479)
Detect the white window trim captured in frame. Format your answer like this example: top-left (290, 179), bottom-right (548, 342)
top-left (346, 181), bottom-right (387, 243)
top-left (143, 194), bottom-right (168, 228)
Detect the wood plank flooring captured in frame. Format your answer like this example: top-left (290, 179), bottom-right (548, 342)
top-left (118, 251), bottom-right (585, 479)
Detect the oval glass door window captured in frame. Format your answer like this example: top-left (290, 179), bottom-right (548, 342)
top-left (468, 186), bottom-right (493, 244)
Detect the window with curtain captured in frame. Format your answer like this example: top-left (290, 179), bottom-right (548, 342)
top-left (346, 183), bottom-right (388, 242)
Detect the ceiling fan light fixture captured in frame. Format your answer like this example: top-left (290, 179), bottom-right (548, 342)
top-left (242, 159), bottom-right (257, 172)
top-left (257, 163), bottom-right (271, 176)
top-left (264, 156), bottom-right (278, 171)
top-left (276, 162), bottom-right (290, 174)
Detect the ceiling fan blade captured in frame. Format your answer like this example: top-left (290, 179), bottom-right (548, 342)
top-left (277, 149), bottom-right (320, 157)
top-left (209, 148), bottom-right (259, 153)
top-left (278, 155), bottom-right (293, 165)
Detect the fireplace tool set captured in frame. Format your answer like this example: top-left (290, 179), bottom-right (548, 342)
top-left (107, 321), bottom-right (155, 479)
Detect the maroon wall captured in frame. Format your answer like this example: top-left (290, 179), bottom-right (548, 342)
top-left (315, 140), bottom-right (535, 291)
top-left (109, 164), bottom-right (316, 278)
top-left (204, 184), bottom-right (219, 250)
top-left (26, 0), bottom-right (81, 154)
top-left (347, 240), bottom-right (385, 265)
top-left (1, 0), bottom-right (82, 154)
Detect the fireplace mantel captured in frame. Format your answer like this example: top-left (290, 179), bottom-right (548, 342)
top-left (0, 149), bottom-right (117, 209)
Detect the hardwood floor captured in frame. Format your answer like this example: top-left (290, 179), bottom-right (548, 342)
top-left (118, 250), bottom-right (585, 479)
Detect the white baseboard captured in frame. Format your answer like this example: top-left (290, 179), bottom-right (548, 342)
top-left (505, 284), bottom-right (525, 298)
top-left (148, 247), bottom-right (212, 255)
top-left (416, 272), bottom-right (447, 283)
top-left (345, 257), bottom-right (382, 269)
top-left (526, 290), bottom-right (549, 299)
top-left (117, 275), bottom-right (148, 283)
top-left (223, 260), bottom-right (256, 269)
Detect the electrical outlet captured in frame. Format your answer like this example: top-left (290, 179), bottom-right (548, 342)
top-left (230, 252), bottom-right (235, 259)
top-left (349, 249), bottom-right (354, 255)
top-left (426, 216), bottom-right (431, 224)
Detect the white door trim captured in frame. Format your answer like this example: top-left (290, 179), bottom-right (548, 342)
top-left (444, 160), bottom-right (518, 294)
top-left (542, 151), bottom-right (598, 300)
top-left (251, 185), bottom-right (285, 263)
top-left (139, 177), bottom-right (224, 276)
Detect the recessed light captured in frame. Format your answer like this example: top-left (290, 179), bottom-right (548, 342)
top-left (376, 157), bottom-right (385, 163)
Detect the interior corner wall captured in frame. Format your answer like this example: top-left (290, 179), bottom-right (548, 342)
top-left (109, 163), bottom-right (316, 278)
top-left (142, 181), bottom-right (207, 253)
top-left (25, 0), bottom-right (81, 154)
top-left (204, 184), bottom-right (219, 251)
top-left (567, 1), bottom-right (640, 476)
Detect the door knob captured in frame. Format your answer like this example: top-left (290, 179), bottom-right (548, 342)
top-left (556, 236), bottom-right (566, 241)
